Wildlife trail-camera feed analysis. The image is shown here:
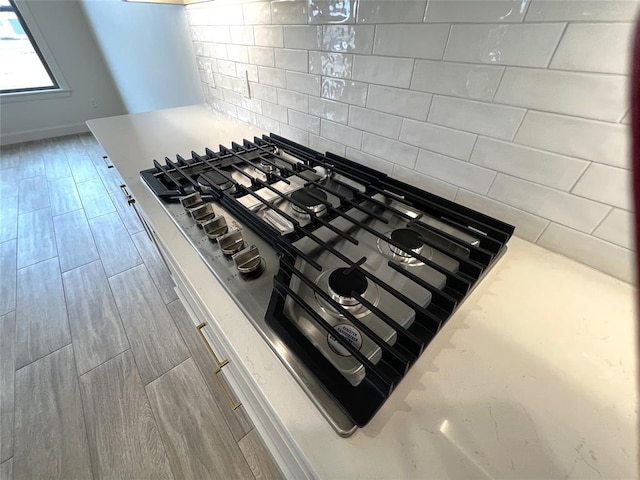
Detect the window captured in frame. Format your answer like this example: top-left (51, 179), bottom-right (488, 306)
top-left (0, 0), bottom-right (58, 93)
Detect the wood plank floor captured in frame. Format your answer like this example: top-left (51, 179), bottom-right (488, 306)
top-left (0, 135), bottom-right (282, 480)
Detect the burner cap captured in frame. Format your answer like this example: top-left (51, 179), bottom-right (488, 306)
top-left (328, 268), bottom-right (368, 299)
top-left (291, 187), bottom-right (327, 208)
top-left (390, 228), bottom-right (423, 251)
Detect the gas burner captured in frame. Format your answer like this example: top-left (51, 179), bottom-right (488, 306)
top-left (198, 171), bottom-right (235, 194)
top-left (291, 187), bottom-right (327, 216)
top-left (314, 267), bottom-right (379, 319)
top-left (377, 228), bottom-right (433, 265)
top-left (258, 157), bottom-right (278, 172)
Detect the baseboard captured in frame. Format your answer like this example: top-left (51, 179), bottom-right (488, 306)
top-left (0, 122), bottom-right (89, 145)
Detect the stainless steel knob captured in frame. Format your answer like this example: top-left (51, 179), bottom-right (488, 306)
top-left (218, 229), bottom-right (245, 255)
top-left (232, 245), bottom-right (262, 274)
top-left (191, 203), bottom-right (216, 225)
top-left (202, 216), bottom-right (228, 239)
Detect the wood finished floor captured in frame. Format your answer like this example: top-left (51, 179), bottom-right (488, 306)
top-left (0, 135), bottom-right (283, 480)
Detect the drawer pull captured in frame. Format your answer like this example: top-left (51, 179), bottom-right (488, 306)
top-left (102, 155), bottom-right (114, 168)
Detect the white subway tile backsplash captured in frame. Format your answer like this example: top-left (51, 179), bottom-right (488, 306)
top-left (321, 78), bottom-right (367, 106)
top-left (410, 60), bottom-right (503, 101)
top-left (454, 189), bottom-right (550, 243)
top-left (258, 66), bottom-right (286, 87)
top-left (243, 2), bottom-right (272, 25)
top-left (400, 119), bottom-right (477, 160)
top-left (362, 133), bottom-right (418, 169)
top-left (207, 26), bottom-right (231, 44)
top-left (550, 23), bottom-right (633, 75)
top-left (254, 26), bottom-right (284, 47)
top-left (621, 110), bottom-right (631, 125)
top-left (310, 51), bottom-right (353, 78)
top-left (593, 208), bottom-right (634, 250)
top-left (346, 147), bottom-right (394, 175)
top-left (277, 88), bottom-right (309, 112)
top-left (415, 149), bottom-right (496, 194)
top-left (271, 1), bottom-right (307, 25)
top-left (237, 106), bottom-right (257, 124)
top-left (241, 96), bottom-right (262, 115)
top-left (391, 165), bottom-right (458, 200)
top-left (525, 0), bottom-right (640, 22)
top-left (470, 137), bottom-right (589, 191)
top-left (217, 59), bottom-right (237, 77)
top-left (309, 134), bottom-right (346, 157)
top-left (366, 85), bottom-right (432, 121)
top-left (352, 55), bottom-right (414, 88)
top-left (488, 174), bottom-right (611, 233)
top-left (515, 112), bottom-right (630, 169)
top-left (288, 110), bottom-right (321, 134)
top-left (248, 46), bottom-right (275, 66)
top-left (286, 71), bottom-right (321, 95)
top-left (222, 89), bottom-right (242, 107)
top-left (322, 25), bottom-right (375, 54)
top-left (349, 106), bottom-right (402, 138)
top-left (321, 119), bottom-right (362, 149)
top-left (237, 63), bottom-right (259, 82)
top-left (309, 97), bottom-right (348, 123)
top-left (424, 0), bottom-right (527, 23)
top-left (211, 43), bottom-right (228, 59)
top-left (571, 164), bottom-right (632, 211)
top-left (357, 1), bottom-right (427, 24)
top-left (280, 123), bottom-right (309, 145)
top-left (275, 48), bottom-right (308, 72)
top-left (537, 223), bottom-right (633, 284)
top-left (226, 45), bottom-right (249, 63)
top-left (250, 82), bottom-right (278, 103)
top-left (373, 24), bottom-right (449, 59)
top-left (494, 67), bottom-right (627, 122)
top-left (262, 101), bottom-right (288, 122)
top-left (214, 73), bottom-right (241, 92)
top-left (308, 0), bottom-right (356, 24)
top-left (429, 96), bottom-right (525, 140)
top-left (255, 113), bottom-right (280, 134)
top-left (284, 26), bottom-right (321, 49)
top-left (444, 23), bottom-right (565, 67)
top-left (230, 26), bottom-right (255, 46)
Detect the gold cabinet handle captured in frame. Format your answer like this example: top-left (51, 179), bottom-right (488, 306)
top-left (197, 322), bottom-right (241, 410)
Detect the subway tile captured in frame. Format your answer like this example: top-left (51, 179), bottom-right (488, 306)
top-left (525, 0), bottom-right (640, 22)
top-left (309, 134), bottom-right (346, 157)
top-left (249, 82), bottom-right (278, 103)
top-left (230, 26), bottom-right (254, 46)
top-left (237, 63), bottom-right (258, 82)
top-left (429, 96), bottom-right (525, 140)
top-left (308, 0), bottom-right (356, 24)
top-left (391, 165), bottom-right (458, 200)
top-left (262, 101), bottom-right (288, 122)
top-left (494, 67), bottom-right (627, 122)
top-left (621, 110), bottom-right (631, 125)
top-left (346, 148), bottom-right (394, 175)
top-left (321, 78), bottom-right (367, 106)
top-left (205, 26), bottom-right (231, 43)
top-left (277, 88), bottom-right (309, 112)
top-left (571, 164), bottom-right (632, 211)
top-left (275, 48), bottom-right (308, 73)
top-left (357, 1), bottom-right (427, 23)
top-left (286, 71), bottom-right (321, 96)
top-left (410, 60), bottom-right (503, 102)
top-left (322, 25), bottom-right (375, 54)
top-left (222, 89), bottom-right (242, 107)
top-left (550, 23), bottom-right (633, 75)
top-left (352, 55), bottom-right (414, 88)
top-left (280, 123), bottom-right (309, 145)
top-left (321, 119), bottom-right (362, 149)
top-left (217, 59), bottom-right (236, 77)
top-left (309, 97), bottom-right (348, 123)
top-left (367, 85), bottom-right (432, 121)
top-left (310, 51), bottom-right (352, 78)
top-left (537, 223), bottom-right (633, 284)
top-left (362, 133), bottom-right (418, 169)
top-left (488, 174), bottom-right (610, 233)
top-left (454, 189), bottom-right (549, 243)
top-left (258, 66), bottom-right (286, 87)
top-left (243, 2), bottom-right (271, 24)
top-left (445, 23), bottom-right (564, 67)
top-left (237, 107), bottom-right (257, 125)
top-left (271, 1), bottom-right (307, 24)
top-left (226, 45), bottom-right (248, 64)
top-left (373, 24), bottom-right (449, 59)
top-left (254, 26), bottom-right (284, 48)
top-left (213, 73), bottom-right (241, 92)
top-left (349, 106), bottom-right (402, 138)
top-left (415, 149), bottom-right (496, 195)
top-left (400, 119), bottom-right (476, 160)
top-left (593, 209), bottom-right (634, 250)
top-left (248, 46), bottom-right (274, 67)
top-left (424, 0), bottom-right (527, 23)
top-left (213, 99), bottom-right (238, 118)
top-left (283, 25), bottom-right (321, 49)
top-left (514, 111), bottom-right (630, 168)
top-left (288, 110), bottom-right (320, 134)
top-left (470, 137), bottom-right (589, 191)
top-left (211, 43), bottom-right (228, 59)
top-left (241, 96), bottom-right (263, 115)
top-left (255, 114), bottom-right (280, 134)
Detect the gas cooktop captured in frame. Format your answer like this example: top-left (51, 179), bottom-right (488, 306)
top-left (140, 134), bottom-right (514, 436)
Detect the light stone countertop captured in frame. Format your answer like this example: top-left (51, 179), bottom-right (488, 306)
top-left (88, 104), bottom-right (638, 480)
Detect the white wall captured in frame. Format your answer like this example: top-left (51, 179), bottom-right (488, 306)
top-left (80, 0), bottom-right (204, 114)
top-left (0, 0), bottom-right (127, 145)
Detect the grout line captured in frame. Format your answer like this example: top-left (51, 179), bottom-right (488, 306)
top-left (534, 221), bottom-right (552, 244)
top-left (545, 22), bottom-right (569, 68)
top-left (14, 340), bottom-right (72, 373)
top-left (589, 207), bottom-right (614, 235)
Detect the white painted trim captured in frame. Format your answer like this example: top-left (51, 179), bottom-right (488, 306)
top-left (0, 122), bottom-right (88, 145)
top-left (0, 88), bottom-right (71, 104)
